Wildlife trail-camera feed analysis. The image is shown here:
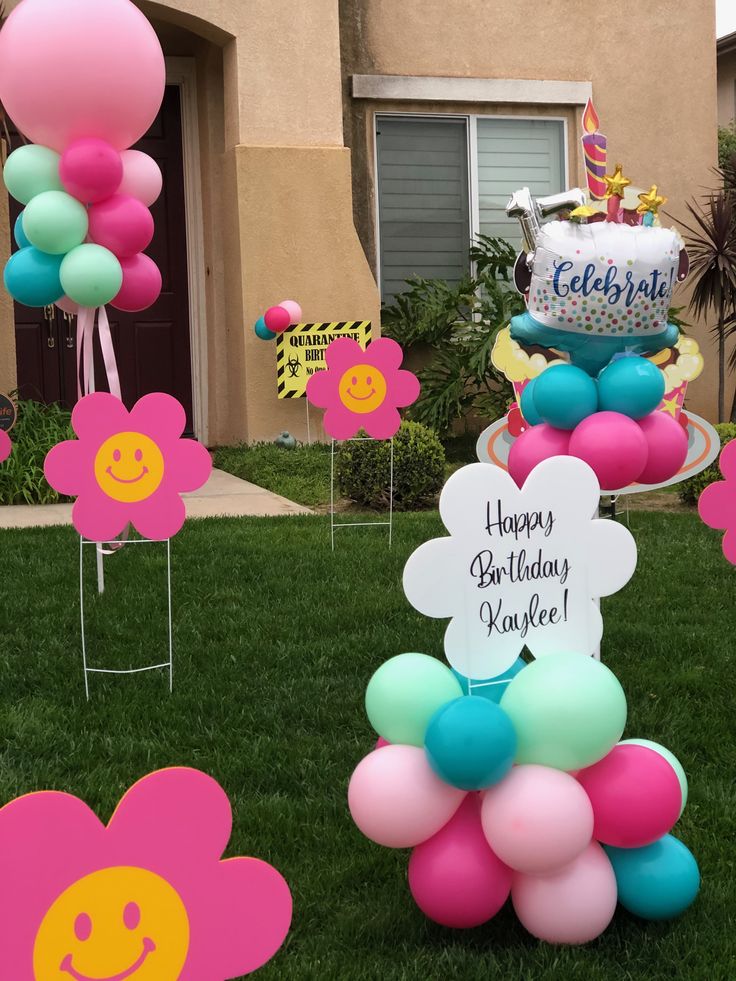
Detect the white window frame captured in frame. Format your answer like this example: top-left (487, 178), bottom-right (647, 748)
top-left (374, 111), bottom-right (570, 298)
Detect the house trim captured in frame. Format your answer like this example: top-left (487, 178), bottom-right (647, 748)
top-left (353, 75), bottom-right (592, 106)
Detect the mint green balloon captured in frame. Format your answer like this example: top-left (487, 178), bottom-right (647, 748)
top-left (365, 652), bottom-right (463, 747)
top-left (60, 244), bottom-right (123, 308)
top-left (500, 652), bottom-right (627, 771)
top-left (3, 144), bottom-right (62, 205)
top-left (22, 190), bottom-right (88, 255)
top-left (620, 739), bottom-right (688, 817)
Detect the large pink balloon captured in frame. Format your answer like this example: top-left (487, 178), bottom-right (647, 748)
top-left (512, 842), bottom-right (617, 944)
top-left (508, 424), bottom-right (570, 488)
top-left (576, 744), bottom-right (681, 847)
top-left (568, 411), bottom-right (648, 490)
top-left (60, 138), bottom-right (123, 204)
top-left (348, 745), bottom-right (465, 848)
top-left (0, 0), bottom-right (165, 152)
top-left (408, 795), bottom-right (512, 928)
top-left (111, 254), bottom-right (162, 313)
top-left (88, 195), bottom-right (154, 258)
top-left (119, 150), bottom-right (163, 207)
top-left (481, 765), bottom-right (594, 874)
top-left (637, 411), bottom-right (688, 484)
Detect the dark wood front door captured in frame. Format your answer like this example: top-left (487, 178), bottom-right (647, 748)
top-left (10, 86), bottom-right (194, 432)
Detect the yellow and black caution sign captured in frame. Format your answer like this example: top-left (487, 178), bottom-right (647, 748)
top-left (276, 321), bottom-right (372, 398)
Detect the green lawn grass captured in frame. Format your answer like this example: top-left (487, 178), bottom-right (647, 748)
top-left (0, 511), bottom-right (734, 979)
top-left (213, 442), bottom-right (334, 507)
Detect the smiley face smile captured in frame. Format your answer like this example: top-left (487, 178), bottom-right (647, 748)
top-left (60, 937), bottom-right (156, 981)
top-left (105, 466), bottom-right (149, 485)
top-left (346, 387), bottom-right (376, 401)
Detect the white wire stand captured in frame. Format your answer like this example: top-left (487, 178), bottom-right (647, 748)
top-left (79, 535), bottom-right (173, 699)
top-left (330, 436), bottom-right (394, 550)
top-left (305, 396), bottom-right (312, 445)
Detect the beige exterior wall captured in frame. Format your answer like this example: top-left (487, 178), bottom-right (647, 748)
top-left (717, 47), bottom-right (736, 126)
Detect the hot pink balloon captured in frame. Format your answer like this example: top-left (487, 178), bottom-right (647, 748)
top-left (118, 150), bottom-right (163, 207)
top-left (55, 296), bottom-right (79, 317)
top-left (0, 0), bottom-right (165, 152)
top-left (111, 254), bottom-right (162, 313)
top-left (512, 842), bottom-right (617, 944)
top-left (637, 411), bottom-right (688, 484)
top-left (481, 765), bottom-right (594, 874)
top-left (508, 423), bottom-right (570, 487)
top-left (279, 299), bottom-right (303, 324)
top-left (264, 305), bottom-right (291, 334)
top-left (88, 194), bottom-right (154, 259)
top-left (348, 745), bottom-right (465, 848)
top-left (576, 744), bottom-right (682, 847)
top-left (408, 795), bottom-right (512, 928)
top-left (568, 411), bottom-right (648, 490)
top-left (60, 138), bottom-right (123, 204)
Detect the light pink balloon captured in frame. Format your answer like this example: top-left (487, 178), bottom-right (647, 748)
top-left (508, 424), bottom-right (570, 488)
top-left (0, 0), bottom-right (165, 152)
top-left (119, 150), bottom-right (163, 207)
top-left (512, 842), bottom-right (617, 944)
top-left (60, 138), bottom-right (123, 204)
top-left (637, 411), bottom-right (688, 484)
top-left (481, 765), bottom-right (594, 874)
top-left (55, 296), bottom-right (79, 317)
top-left (408, 795), bottom-right (512, 928)
top-left (568, 412), bottom-right (648, 490)
top-left (279, 299), bottom-right (303, 324)
top-left (348, 745), bottom-right (465, 848)
top-left (88, 194), bottom-right (154, 259)
top-left (111, 254), bottom-right (162, 313)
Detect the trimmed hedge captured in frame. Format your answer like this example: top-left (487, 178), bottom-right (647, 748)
top-left (677, 422), bottom-right (736, 507)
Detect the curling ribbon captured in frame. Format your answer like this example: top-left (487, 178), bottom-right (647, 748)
top-left (76, 306), bottom-right (121, 400)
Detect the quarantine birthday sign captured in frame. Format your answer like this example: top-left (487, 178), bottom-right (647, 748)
top-left (403, 459), bottom-right (637, 679)
top-left (276, 321), bottom-right (371, 398)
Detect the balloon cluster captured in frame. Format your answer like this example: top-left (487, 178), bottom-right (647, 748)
top-left (349, 652), bottom-right (699, 943)
top-left (0, 0), bottom-right (165, 315)
top-left (254, 300), bottom-right (303, 341)
top-left (509, 357), bottom-right (688, 490)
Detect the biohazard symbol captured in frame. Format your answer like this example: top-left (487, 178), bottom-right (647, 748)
top-left (286, 356), bottom-right (301, 378)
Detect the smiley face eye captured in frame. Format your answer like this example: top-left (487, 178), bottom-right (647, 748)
top-left (74, 912), bottom-right (92, 942)
top-left (351, 376), bottom-right (357, 386)
top-left (134, 449), bottom-right (143, 462)
top-left (113, 449), bottom-right (121, 462)
top-left (123, 901), bottom-right (141, 931)
top-left (366, 375), bottom-right (372, 385)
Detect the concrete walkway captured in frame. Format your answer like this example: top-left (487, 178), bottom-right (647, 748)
top-left (0, 468), bottom-right (312, 529)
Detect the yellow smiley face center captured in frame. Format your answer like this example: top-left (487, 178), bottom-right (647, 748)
top-left (338, 364), bottom-right (387, 414)
top-left (94, 433), bottom-right (164, 504)
top-left (33, 866), bottom-right (190, 981)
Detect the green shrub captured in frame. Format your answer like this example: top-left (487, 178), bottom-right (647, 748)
top-left (335, 421), bottom-right (445, 510)
top-left (677, 422), bottom-right (736, 507)
top-left (0, 398), bottom-right (74, 505)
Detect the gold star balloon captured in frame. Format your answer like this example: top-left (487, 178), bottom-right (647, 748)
top-left (637, 184), bottom-right (667, 216)
top-left (603, 164), bottom-right (631, 199)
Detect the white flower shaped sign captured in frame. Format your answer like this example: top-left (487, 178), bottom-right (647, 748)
top-left (403, 459), bottom-right (637, 679)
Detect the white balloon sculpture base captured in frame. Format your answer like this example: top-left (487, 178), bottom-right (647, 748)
top-left (330, 437), bottom-right (394, 551)
top-left (79, 535), bottom-right (173, 700)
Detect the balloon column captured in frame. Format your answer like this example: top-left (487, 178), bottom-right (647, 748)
top-left (496, 104), bottom-right (697, 491)
top-left (254, 300), bottom-right (303, 341)
top-left (0, 0), bottom-right (165, 399)
top-left (349, 651), bottom-right (699, 941)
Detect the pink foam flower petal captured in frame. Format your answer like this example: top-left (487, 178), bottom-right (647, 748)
top-left (324, 337), bottom-right (366, 372)
top-left (130, 392), bottom-right (187, 443)
top-left (392, 368), bottom-right (421, 407)
top-left (364, 337), bottom-right (404, 372)
top-left (72, 391), bottom-right (129, 442)
top-left (167, 440), bottom-right (212, 493)
top-left (107, 768), bottom-right (233, 866)
top-left (721, 527), bottom-right (736, 564)
top-left (718, 439), bottom-right (736, 480)
top-left (305, 368), bottom-right (337, 408)
top-left (131, 490), bottom-right (186, 540)
top-left (73, 493), bottom-right (130, 542)
top-left (323, 405), bottom-right (361, 440)
top-left (364, 404), bottom-right (402, 440)
top-left (44, 440), bottom-right (87, 496)
top-left (698, 480), bottom-right (732, 530)
top-left (0, 429), bottom-right (10, 463)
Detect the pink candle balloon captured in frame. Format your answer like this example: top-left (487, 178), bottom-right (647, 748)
top-left (637, 411), bottom-right (688, 484)
top-left (0, 0), bottom-right (165, 152)
top-left (348, 745), bottom-right (465, 848)
top-left (279, 299), bottom-right (303, 324)
top-left (481, 765), bottom-right (594, 874)
top-left (60, 138), bottom-right (123, 204)
top-left (111, 254), bottom-right (162, 313)
top-left (118, 150), bottom-right (163, 207)
top-left (88, 194), bottom-right (154, 259)
top-left (512, 842), bottom-right (617, 944)
top-left (568, 411), bottom-right (648, 490)
top-left (264, 305), bottom-right (291, 334)
top-left (408, 795), bottom-right (512, 928)
top-left (576, 744), bottom-right (682, 848)
top-left (508, 424), bottom-right (570, 488)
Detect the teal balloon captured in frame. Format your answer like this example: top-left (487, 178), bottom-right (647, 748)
top-left (14, 213), bottom-right (31, 249)
top-left (500, 652), bottom-right (627, 771)
top-left (520, 378), bottom-right (543, 426)
top-left (22, 190), bottom-right (89, 255)
top-left (4, 247), bottom-right (63, 307)
top-left (255, 316), bottom-right (276, 340)
top-left (365, 652), bottom-right (463, 747)
top-left (533, 364), bottom-right (599, 429)
top-left (60, 244), bottom-right (123, 308)
top-left (3, 144), bottom-right (63, 205)
top-left (452, 656), bottom-right (526, 703)
top-left (605, 835), bottom-right (700, 920)
top-left (424, 696), bottom-right (516, 790)
top-left (620, 738), bottom-right (688, 817)
top-left (597, 356), bottom-right (666, 419)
